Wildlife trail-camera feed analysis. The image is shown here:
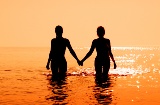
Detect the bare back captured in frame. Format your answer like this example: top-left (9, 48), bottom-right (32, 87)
top-left (49, 37), bottom-right (69, 61)
top-left (93, 38), bottom-right (110, 60)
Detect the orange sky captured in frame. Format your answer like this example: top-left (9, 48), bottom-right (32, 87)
top-left (0, 0), bottom-right (160, 47)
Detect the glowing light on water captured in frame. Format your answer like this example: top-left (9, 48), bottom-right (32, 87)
top-left (66, 67), bottom-right (150, 76)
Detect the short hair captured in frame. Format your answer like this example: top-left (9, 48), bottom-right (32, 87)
top-left (55, 25), bottom-right (63, 34)
top-left (97, 26), bottom-right (105, 37)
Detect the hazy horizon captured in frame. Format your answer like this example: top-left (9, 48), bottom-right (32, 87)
top-left (1, 0), bottom-right (160, 47)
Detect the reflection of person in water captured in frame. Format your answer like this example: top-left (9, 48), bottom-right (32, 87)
top-left (81, 26), bottom-right (117, 79)
top-left (46, 25), bottom-right (81, 80)
top-left (94, 76), bottom-right (113, 104)
top-left (46, 77), bottom-right (68, 104)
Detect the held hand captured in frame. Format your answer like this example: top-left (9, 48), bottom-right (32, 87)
top-left (77, 60), bottom-right (83, 66)
top-left (114, 62), bottom-right (117, 69)
top-left (46, 64), bottom-right (50, 70)
top-left (80, 61), bottom-right (83, 66)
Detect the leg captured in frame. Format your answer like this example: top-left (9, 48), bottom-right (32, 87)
top-left (51, 61), bottom-right (58, 80)
top-left (59, 60), bottom-right (67, 80)
top-left (102, 61), bottom-right (110, 78)
top-left (94, 60), bottom-right (102, 79)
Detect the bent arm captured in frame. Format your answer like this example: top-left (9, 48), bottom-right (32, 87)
top-left (67, 40), bottom-right (79, 61)
top-left (81, 40), bottom-right (95, 62)
top-left (46, 40), bottom-right (52, 69)
top-left (108, 40), bottom-right (117, 69)
top-left (109, 52), bottom-right (115, 63)
top-left (47, 50), bottom-right (52, 64)
top-left (108, 40), bottom-right (115, 63)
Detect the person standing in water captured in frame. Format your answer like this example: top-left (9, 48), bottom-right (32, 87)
top-left (46, 25), bottom-right (81, 80)
top-left (80, 26), bottom-right (117, 79)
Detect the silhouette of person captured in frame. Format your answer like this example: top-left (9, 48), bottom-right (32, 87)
top-left (81, 26), bottom-right (117, 78)
top-left (46, 25), bottom-right (81, 80)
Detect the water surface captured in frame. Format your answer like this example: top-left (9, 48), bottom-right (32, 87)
top-left (0, 47), bottom-right (160, 105)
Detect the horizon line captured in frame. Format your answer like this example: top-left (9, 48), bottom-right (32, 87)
top-left (0, 45), bottom-right (160, 48)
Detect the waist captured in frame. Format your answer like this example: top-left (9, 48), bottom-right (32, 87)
top-left (96, 55), bottom-right (109, 59)
top-left (51, 56), bottom-right (65, 59)
top-left (51, 58), bottom-right (66, 63)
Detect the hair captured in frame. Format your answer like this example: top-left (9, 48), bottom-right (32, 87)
top-left (55, 25), bottom-right (63, 34)
top-left (97, 26), bottom-right (105, 37)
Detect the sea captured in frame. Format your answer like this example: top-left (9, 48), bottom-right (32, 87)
top-left (0, 46), bottom-right (160, 105)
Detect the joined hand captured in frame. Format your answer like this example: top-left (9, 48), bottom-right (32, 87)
top-left (77, 60), bottom-right (83, 66)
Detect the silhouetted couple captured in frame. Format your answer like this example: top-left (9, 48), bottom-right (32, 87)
top-left (46, 25), bottom-right (117, 80)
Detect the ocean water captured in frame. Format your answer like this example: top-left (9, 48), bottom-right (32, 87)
top-left (0, 47), bottom-right (160, 105)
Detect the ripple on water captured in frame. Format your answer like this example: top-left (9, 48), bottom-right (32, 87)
top-left (4, 69), bottom-right (12, 71)
top-left (42, 67), bottom-right (150, 77)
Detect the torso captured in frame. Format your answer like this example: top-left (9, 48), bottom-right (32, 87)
top-left (50, 37), bottom-right (69, 61)
top-left (94, 38), bottom-right (110, 60)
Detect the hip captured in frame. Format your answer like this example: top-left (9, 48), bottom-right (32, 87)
top-left (95, 57), bottom-right (110, 65)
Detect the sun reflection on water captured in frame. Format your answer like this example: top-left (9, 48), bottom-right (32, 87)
top-left (1, 47), bottom-right (160, 104)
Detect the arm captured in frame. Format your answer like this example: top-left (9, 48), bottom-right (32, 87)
top-left (67, 39), bottom-right (80, 63)
top-left (46, 52), bottom-right (51, 70)
top-left (46, 40), bottom-right (52, 69)
top-left (81, 40), bottom-right (95, 63)
top-left (108, 40), bottom-right (117, 69)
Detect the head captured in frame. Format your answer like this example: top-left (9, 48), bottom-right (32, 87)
top-left (97, 26), bottom-right (105, 37)
top-left (55, 25), bottom-right (63, 37)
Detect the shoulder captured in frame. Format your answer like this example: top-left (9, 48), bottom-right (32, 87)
top-left (51, 38), bottom-right (56, 42)
top-left (91, 39), bottom-right (97, 46)
top-left (63, 38), bottom-right (69, 40)
top-left (104, 38), bottom-right (110, 42)
top-left (93, 39), bottom-right (98, 43)
top-left (63, 38), bottom-right (69, 42)
top-left (104, 38), bottom-right (110, 41)
top-left (51, 38), bottom-right (56, 40)
top-left (62, 38), bottom-right (70, 45)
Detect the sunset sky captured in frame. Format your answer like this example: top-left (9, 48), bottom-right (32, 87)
top-left (0, 0), bottom-right (160, 47)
